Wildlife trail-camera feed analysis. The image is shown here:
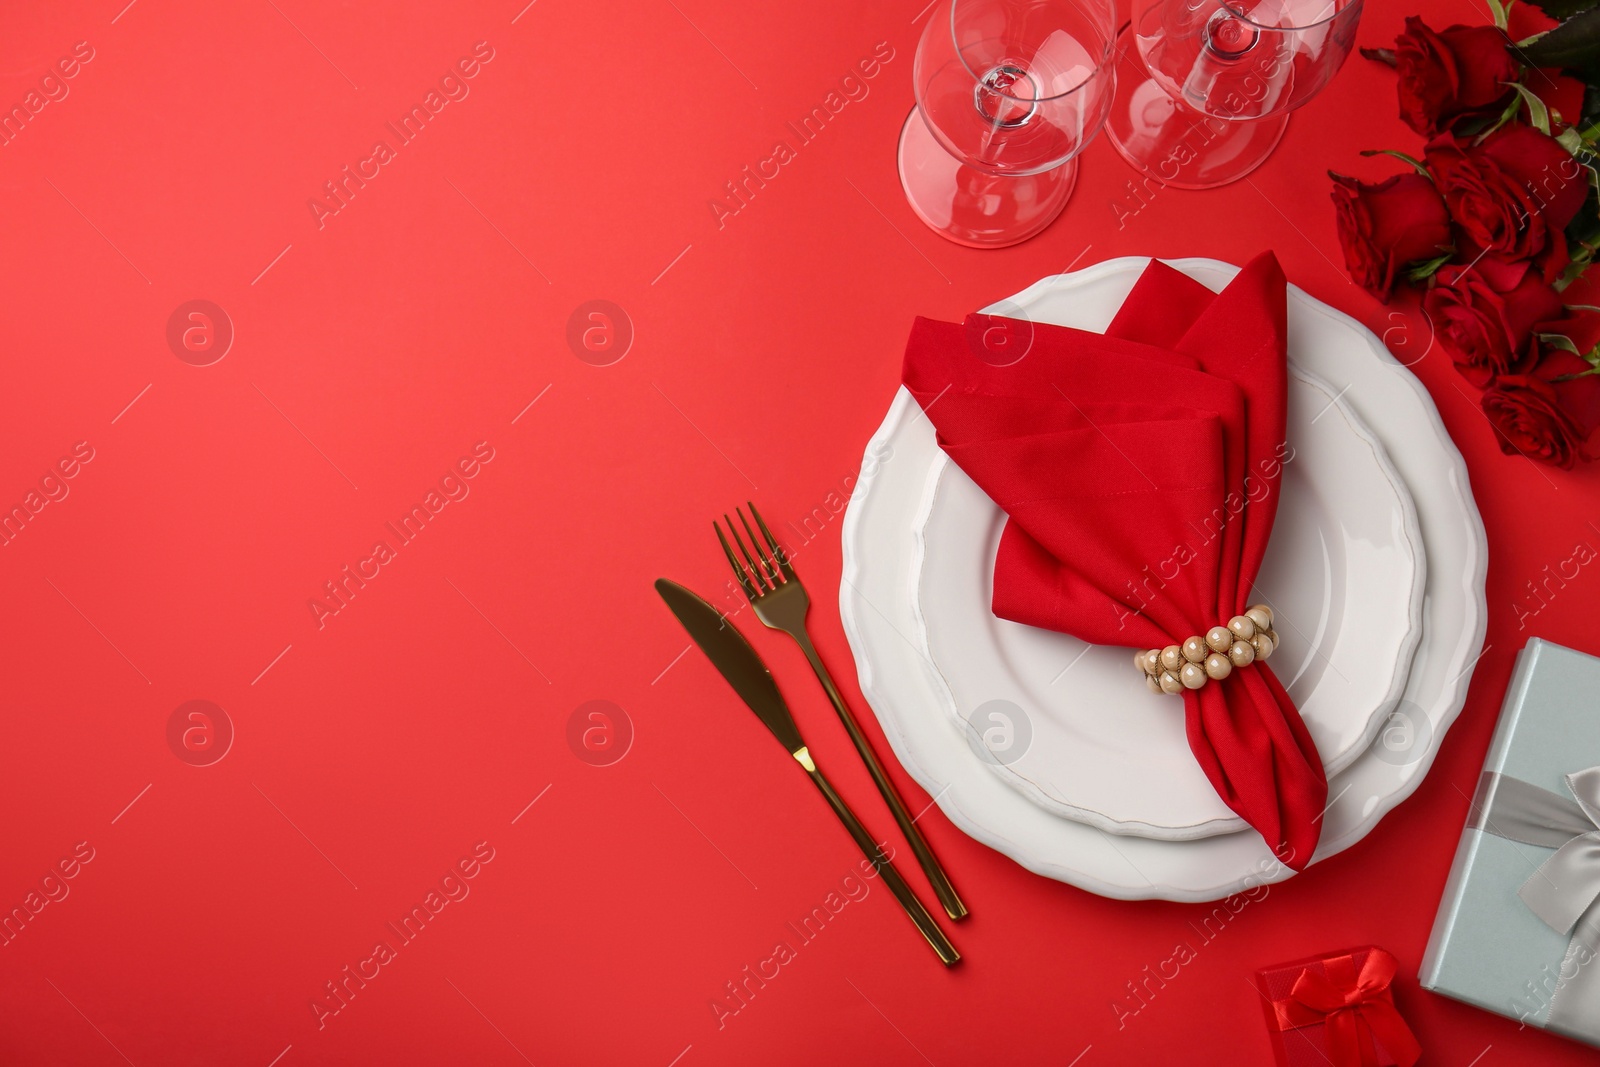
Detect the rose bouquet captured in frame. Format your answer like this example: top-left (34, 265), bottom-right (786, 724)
top-left (1331, 2), bottom-right (1600, 467)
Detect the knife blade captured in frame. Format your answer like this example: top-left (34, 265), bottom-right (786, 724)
top-left (654, 576), bottom-right (960, 966)
top-left (654, 578), bottom-right (805, 755)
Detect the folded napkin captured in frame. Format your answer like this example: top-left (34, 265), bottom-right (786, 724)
top-left (902, 253), bottom-right (1326, 869)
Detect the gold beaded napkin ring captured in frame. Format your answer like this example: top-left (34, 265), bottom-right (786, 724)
top-left (1135, 605), bottom-right (1278, 695)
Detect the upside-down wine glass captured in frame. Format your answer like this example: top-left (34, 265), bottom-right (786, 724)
top-left (1106, 0), bottom-right (1362, 190)
top-left (899, 0), bottom-right (1119, 248)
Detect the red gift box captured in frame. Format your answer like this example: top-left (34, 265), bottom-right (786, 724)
top-left (1255, 947), bottom-right (1422, 1067)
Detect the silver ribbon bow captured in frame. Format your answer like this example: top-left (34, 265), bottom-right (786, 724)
top-left (1470, 767), bottom-right (1600, 1040)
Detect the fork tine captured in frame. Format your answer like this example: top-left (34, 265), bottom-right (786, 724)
top-left (715, 521), bottom-right (759, 601)
top-left (737, 507), bottom-right (782, 586)
top-left (748, 502), bottom-right (794, 580)
top-left (725, 513), bottom-right (773, 592)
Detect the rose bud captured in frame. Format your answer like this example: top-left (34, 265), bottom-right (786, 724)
top-left (1394, 17), bottom-right (1519, 137)
top-left (1330, 171), bottom-right (1452, 301)
top-left (1426, 126), bottom-right (1587, 280)
top-left (1482, 346), bottom-right (1600, 469)
top-left (1422, 258), bottom-right (1563, 387)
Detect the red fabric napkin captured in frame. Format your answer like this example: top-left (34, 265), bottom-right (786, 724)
top-left (902, 253), bottom-right (1326, 868)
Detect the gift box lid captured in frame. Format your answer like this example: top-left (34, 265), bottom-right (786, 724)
top-left (1420, 638), bottom-right (1600, 1043)
top-left (1257, 946), bottom-right (1412, 1067)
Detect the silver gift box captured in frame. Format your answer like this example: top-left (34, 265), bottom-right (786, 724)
top-left (1421, 638), bottom-right (1600, 1047)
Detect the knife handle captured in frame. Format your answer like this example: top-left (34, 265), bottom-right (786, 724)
top-left (801, 757), bottom-right (960, 967)
top-left (792, 631), bottom-right (967, 921)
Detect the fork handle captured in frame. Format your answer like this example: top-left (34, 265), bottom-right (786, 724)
top-left (793, 633), bottom-right (969, 921)
top-left (802, 761), bottom-right (960, 966)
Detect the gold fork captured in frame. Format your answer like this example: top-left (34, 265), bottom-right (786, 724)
top-left (716, 503), bottom-right (968, 921)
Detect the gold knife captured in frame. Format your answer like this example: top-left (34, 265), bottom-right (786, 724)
top-left (655, 578), bottom-right (960, 967)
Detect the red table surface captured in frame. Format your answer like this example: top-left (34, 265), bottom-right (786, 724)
top-left (2, 1), bottom-right (1596, 1065)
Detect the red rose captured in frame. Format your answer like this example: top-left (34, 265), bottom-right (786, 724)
top-left (1425, 126), bottom-right (1587, 278)
top-left (1422, 258), bottom-right (1563, 386)
top-left (1394, 17), bottom-right (1519, 137)
top-left (1330, 171), bottom-right (1452, 301)
top-left (1482, 346), bottom-right (1600, 468)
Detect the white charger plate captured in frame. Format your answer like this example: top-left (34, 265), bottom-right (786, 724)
top-left (839, 257), bottom-right (1487, 901)
top-left (913, 366), bottom-right (1425, 839)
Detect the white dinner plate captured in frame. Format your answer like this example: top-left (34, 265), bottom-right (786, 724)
top-left (913, 366), bottom-right (1425, 839)
top-left (839, 257), bottom-right (1487, 901)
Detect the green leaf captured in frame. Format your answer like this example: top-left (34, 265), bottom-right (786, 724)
top-left (1517, 7), bottom-right (1600, 70)
top-left (1477, 92), bottom-right (1527, 142)
top-left (1404, 253), bottom-right (1453, 282)
top-left (1524, 0), bottom-right (1600, 18)
top-left (1507, 81), bottom-right (1554, 134)
top-left (1488, 0), bottom-right (1511, 29)
top-left (1539, 332), bottom-right (1585, 355)
top-left (1583, 82), bottom-right (1600, 124)
top-left (1564, 303), bottom-right (1600, 311)
top-left (1566, 197), bottom-right (1600, 252)
top-left (1359, 46), bottom-right (1397, 67)
top-left (1558, 252), bottom-right (1595, 290)
top-left (1359, 148), bottom-right (1430, 176)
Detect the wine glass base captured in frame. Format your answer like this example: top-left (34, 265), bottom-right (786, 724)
top-left (897, 107), bottom-right (1077, 249)
top-left (1105, 51), bottom-right (1288, 191)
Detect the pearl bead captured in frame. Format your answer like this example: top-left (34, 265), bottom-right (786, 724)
top-left (1134, 616), bottom-right (1277, 690)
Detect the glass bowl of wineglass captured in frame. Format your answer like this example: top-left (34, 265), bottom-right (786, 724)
top-left (898, 0), bottom-right (1120, 249)
top-left (1106, 0), bottom-right (1362, 190)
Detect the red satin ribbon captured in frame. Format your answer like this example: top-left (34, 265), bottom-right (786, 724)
top-left (1271, 950), bottom-right (1421, 1067)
